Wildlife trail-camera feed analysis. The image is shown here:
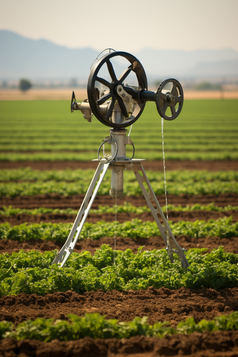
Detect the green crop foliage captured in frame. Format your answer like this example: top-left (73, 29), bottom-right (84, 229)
top-left (1, 143), bottom-right (238, 152)
top-left (0, 180), bottom-right (237, 197)
top-left (0, 168), bottom-right (95, 182)
top-left (0, 217), bottom-right (237, 243)
top-left (0, 100), bottom-right (238, 160)
top-left (0, 169), bottom-right (237, 199)
top-left (1, 151), bottom-right (238, 161)
top-left (0, 246), bottom-right (237, 296)
top-left (1, 202), bottom-right (237, 217)
top-left (1, 168), bottom-right (238, 182)
top-left (1, 312), bottom-right (238, 342)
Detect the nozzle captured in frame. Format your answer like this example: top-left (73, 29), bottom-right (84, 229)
top-left (71, 91), bottom-right (80, 113)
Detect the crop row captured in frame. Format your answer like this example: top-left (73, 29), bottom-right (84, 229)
top-left (1, 168), bottom-right (238, 182)
top-left (0, 246), bottom-right (237, 295)
top-left (1, 126), bottom-right (237, 135)
top-left (0, 132), bottom-right (237, 140)
top-left (1, 119), bottom-right (237, 130)
top-left (1, 130), bottom-right (237, 137)
top-left (1, 100), bottom-right (238, 162)
top-left (0, 217), bottom-right (237, 242)
top-left (1, 203), bottom-right (237, 217)
top-left (2, 136), bottom-right (238, 145)
top-left (0, 180), bottom-right (237, 197)
top-left (1, 134), bottom-right (238, 149)
top-left (1, 312), bottom-right (238, 342)
top-left (1, 119), bottom-right (236, 130)
top-left (1, 151), bottom-right (238, 161)
top-left (1, 100), bottom-right (237, 124)
top-left (1, 143), bottom-right (238, 152)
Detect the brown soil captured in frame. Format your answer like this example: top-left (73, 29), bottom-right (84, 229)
top-left (1, 192), bottom-right (237, 210)
top-left (0, 288), bottom-right (238, 356)
top-left (1, 88), bottom-right (238, 101)
top-left (0, 88), bottom-right (88, 101)
top-left (0, 287), bottom-right (237, 326)
top-left (1, 159), bottom-right (238, 171)
top-left (0, 235), bottom-right (237, 256)
top-left (1, 209), bottom-right (238, 226)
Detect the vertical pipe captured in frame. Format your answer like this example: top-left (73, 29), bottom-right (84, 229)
top-left (109, 129), bottom-right (127, 199)
top-left (110, 166), bottom-right (124, 199)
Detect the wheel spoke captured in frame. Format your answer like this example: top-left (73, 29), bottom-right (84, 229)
top-left (175, 95), bottom-right (182, 103)
top-left (97, 92), bottom-right (112, 105)
top-left (119, 65), bottom-right (132, 83)
top-left (96, 76), bottom-right (112, 88)
top-left (106, 59), bottom-right (117, 82)
top-left (105, 98), bottom-right (115, 121)
top-left (118, 97), bottom-right (128, 117)
top-left (171, 83), bottom-right (178, 96)
top-left (161, 103), bottom-right (168, 117)
top-left (171, 105), bottom-right (176, 117)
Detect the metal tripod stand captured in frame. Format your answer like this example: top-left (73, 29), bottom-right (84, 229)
top-left (52, 129), bottom-right (189, 268)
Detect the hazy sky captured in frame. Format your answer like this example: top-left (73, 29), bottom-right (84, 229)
top-left (1, 0), bottom-right (238, 53)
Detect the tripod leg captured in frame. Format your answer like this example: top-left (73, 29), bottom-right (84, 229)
top-left (132, 163), bottom-right (189, 268)
top-left (52, 162), bottom-right (110, 267)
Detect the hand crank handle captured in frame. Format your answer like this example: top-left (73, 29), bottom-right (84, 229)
top-left (123, 78), bottom-right (184, 121)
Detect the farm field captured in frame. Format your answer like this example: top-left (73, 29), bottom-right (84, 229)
top-left (1, 88), bottom-right (238, 101)
top-left (0, 99), bottom-right (238, 356)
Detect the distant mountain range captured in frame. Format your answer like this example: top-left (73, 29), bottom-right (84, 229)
top-left (1, 30), bottom-right (238, 82)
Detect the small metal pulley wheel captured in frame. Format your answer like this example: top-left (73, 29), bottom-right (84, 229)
top-left (87, 51), bottom-right (148, 128)
top-left (155, 78), bottom-right (184, 120)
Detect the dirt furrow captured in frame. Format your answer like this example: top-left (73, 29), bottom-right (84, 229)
top-left (1, 159), bottom-right (238, 171)
top-left (0, 209), bottom-right (237, 226)
top-left (0, 235), bottom-right (237, 256)
top-left (1, 287), bottom-right (237, 326)
top-left (0, 193), bottom-right (237, 210)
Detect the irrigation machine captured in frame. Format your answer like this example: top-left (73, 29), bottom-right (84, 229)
top-left (52, 49), bottom-right (189, 268)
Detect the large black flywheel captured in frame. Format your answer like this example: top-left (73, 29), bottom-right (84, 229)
top-left (87, 51), bottom-right (148, 128)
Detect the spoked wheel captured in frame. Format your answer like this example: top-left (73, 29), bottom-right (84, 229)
top-left (155, 78), bottom-right (184, 120)
top-left (87, 51), bottom-right (148, 128)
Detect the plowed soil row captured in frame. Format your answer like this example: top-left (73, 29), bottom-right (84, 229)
top-left (1, 159), bottom-right (238, 171)
top-left (1, 193), bottom-right (237, 209)
top-left (1, 331), bottom-right (238, 357)
top-left (0, 235), bottom-right (237, 255)
top-left (1, 287), bottom-right (237, 326)
top-left (1, 209), bottom-right (238, 226)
